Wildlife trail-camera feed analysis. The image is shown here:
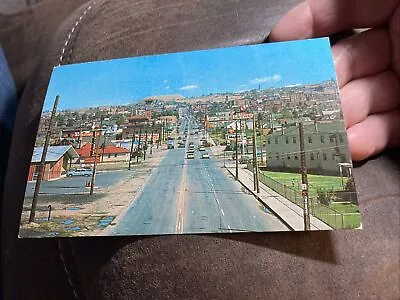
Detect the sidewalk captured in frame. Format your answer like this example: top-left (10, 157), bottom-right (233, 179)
top-left (226, 165), bottom-right (332, 231)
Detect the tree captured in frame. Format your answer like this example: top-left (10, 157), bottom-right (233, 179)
top-left (316, 188), bottom-right (335, 206)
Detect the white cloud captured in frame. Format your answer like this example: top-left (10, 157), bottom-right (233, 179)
top-left (180, 85), bottom-right (199, 91)
top-left (250, 74), bottom-right (282, 84)
top-left (285, 83), bottom-right (301, 88)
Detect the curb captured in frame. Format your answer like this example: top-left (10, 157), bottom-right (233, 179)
top-left (226, 167), bottom-right (295, 231)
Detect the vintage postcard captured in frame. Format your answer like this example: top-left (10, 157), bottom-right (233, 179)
top-left (19, 38), bottom-right (361, 238)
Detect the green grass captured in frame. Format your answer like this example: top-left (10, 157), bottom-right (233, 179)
top-left (261, 171), bottom-right (361, 229)
top-left (262, 171), bottom-right (344, 198)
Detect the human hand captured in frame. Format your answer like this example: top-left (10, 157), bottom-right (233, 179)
top-left (270, 0), bottom-right (400, 161)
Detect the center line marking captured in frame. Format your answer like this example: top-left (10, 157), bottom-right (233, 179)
top-left (220, 209), bottom-right (225, 216)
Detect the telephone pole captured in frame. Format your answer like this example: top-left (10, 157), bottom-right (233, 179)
top-left (252, 115), bottom-right (260, 193)
top-left (29, 95), bottom-right (59, 222)
top-left (235, 120), bottom-right (239, 180)
top-left (137, 127), bottom-right (142, 163)
top-left (128, 131), bottom-right (135, 170)
top-left (89, 126), bottom-right (98, 196)
top-left (299, 122), bottom-right (311, 230)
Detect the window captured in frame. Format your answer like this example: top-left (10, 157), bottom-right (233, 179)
top-left (108, 154), bottom-right (111, 158)
top-left (294, 155), bottom-right (299, 160)
top-left (114, 154), bottom-right (118, 158)
top-left (308, 136), bottom-right (312, 144)
top-left (330, 136), bottom-right (335, 143)
top-left (267, 138), bottom-right (271, 144)
top-left (339, 134), bottom-right (344, 143)
top-left (276, 153), bottom-right (280, 160)
top-left (275, 137), bottom-right (279, 144)
top-left (310, 153), bottom-right (315, 160)
top-left (287, 155), bottom-right (291, 160)
top-left (323, 153), bottom-right (327, 160)
top-left (285, 137), bottom-right (289, 144)
top-left (293, 137), bottom-right (297, 144)
top-left (320, 135), bottom-right (325, 143)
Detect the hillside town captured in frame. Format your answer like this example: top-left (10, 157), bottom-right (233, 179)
top-left (21, 79), bottom-right (359, 237)
top-left (31, 79), bottom-right (346, 178)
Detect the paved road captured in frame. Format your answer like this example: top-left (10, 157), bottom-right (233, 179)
top-left (113, 130), bottom-right (288, 235)
top-left (25, 170), bottom-right (132, 196)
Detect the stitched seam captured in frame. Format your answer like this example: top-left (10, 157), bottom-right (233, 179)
top-left (56, 2), bottom-right (101, 298)
top-left (58, 0), bottom-right (98, 66)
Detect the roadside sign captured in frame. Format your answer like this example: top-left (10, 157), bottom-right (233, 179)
top-left (232, 113), bottom-right (253, 120)
top-left (301, 183), bottom-right (307, 191)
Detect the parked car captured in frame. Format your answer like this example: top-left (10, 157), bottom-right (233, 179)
top-left (199, 146), bottom-right (205, 151)
top-left (66, 168), bottom-right (93, 177)
top-left (186, 153), bottom-right (195, 159)
top-left (201, 153), bottom-right (210, 159)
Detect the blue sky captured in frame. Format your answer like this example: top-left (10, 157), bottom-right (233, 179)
top-left (43, 38), bottom-right (336, 111)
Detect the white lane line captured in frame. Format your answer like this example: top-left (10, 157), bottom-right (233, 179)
top-left (216, 199), bottom-right (220, 204)
top-left (220, 209), bottom-right (225, 216)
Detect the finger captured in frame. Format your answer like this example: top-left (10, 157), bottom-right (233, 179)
top-left (332, 29), bottom-right (392, 88)
top-left (389, 4), bottom-right (400, 77)
top-left (269, 0), bottom-right (400, 41)
top-left (341, 71), bottom-right (400, 128)
top-left (347, 111), bottom-right (400, 161)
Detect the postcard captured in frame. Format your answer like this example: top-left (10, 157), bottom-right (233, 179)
top-left (18, 38), bottom-right (361, 238)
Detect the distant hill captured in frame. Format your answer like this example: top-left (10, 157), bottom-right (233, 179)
top-left (143, 95), bottom-right (186, 103)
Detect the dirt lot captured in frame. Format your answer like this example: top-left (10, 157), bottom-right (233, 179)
top-left (19, 146), bottom-right (168, 238)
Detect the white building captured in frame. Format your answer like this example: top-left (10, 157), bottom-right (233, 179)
top-left (265, 121), bottom-right (352, 176)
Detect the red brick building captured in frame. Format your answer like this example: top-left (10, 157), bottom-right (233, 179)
top-left (28, 145), bottom-right (79, 181)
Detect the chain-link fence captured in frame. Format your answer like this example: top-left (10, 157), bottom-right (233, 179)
top-left (257, 171), bottom-right (360, 229)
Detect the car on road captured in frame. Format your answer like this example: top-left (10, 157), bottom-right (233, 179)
top-left (201, 153), bottom-right (210, 159)
top-left (66, 168), bottom-right (93, 177)
top-left (198, 146), bottom-right (205, 151)
top-left (186, 153), bottom-right (195, 159)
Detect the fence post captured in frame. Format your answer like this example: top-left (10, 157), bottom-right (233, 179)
top-left (342, 213), bottom-right (345, 229)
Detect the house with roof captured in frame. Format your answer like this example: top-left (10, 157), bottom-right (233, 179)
top-left (27, 145), bottom-right (79, 181)
top-left (76, 143), bottom-right (130, 164)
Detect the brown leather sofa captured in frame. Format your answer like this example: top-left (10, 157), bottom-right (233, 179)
top-left (1, 1), bottom-right (399, 299)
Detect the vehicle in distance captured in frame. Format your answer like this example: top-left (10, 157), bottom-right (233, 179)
top-left (201, 153), bottom-right (210, 159)
top-left (66, 168), bottom-right (92, 177)
top-left (198, 146), bottom-right (205, 151)
top-left (186, 153), bottom-right (195, 159)
top-left (239, 155), bottom-right (252, 164)
top-left (178, 142), bottom-right (185, 148)
top-left (167, 137), bottom-right (174, 149)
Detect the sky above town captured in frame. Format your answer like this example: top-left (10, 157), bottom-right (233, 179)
top-left (43, 38), bottom-right (336, 111)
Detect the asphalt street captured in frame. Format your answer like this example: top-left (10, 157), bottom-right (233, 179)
top-left (113, 119), bottom-right (288, 235)
top-left (25, 170), bottom-right (131, 196)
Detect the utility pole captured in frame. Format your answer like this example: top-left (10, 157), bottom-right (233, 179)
top-left (89, 126), bottom-right (98, 196)
top-left (29, 95), bottom-right (59, 223)
top-left (235, 120), bottom-right (239, 180)
top-left (143, 129), bottom-right (148, 160)
top-left (157, 124), bottom-right (161, 149)
top-left (137, 126), bottom-right (142, 163)
top-left (252, 115), bottom-right (260, 193)
top-left (299, 122), bottom-right (311, 230)
top-left (128, 131), bottom-right (135, 170)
